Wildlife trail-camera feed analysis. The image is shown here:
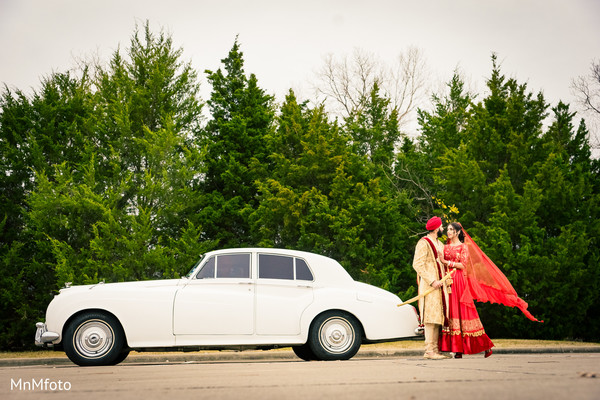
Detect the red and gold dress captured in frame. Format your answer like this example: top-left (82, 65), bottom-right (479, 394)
top-left (439, 243), bottom-right (494, 355)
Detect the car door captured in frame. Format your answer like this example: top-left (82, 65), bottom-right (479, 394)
top-left (255, 254), bottom-right (314, 335)
top-left (173, 253), bottom-right (254, 335)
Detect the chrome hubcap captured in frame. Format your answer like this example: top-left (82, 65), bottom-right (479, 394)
top-left (319, 317), bottom-right (354, 354)
top-left (74, 319), bottom-right (114, 359)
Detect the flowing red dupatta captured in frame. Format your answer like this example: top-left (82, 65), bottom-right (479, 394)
top-left (460, 229), bottom-right (543, 322)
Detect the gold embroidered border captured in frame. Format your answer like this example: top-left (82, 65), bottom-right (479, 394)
top-left (447, 317), bottom-right (484, 331)
top-left (442, 327), bottom-right (487, 337)
top-left (443, 317), bottom-right (487, 337)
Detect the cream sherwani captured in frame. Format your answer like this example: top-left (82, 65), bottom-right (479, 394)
top-left (412, 237), bottom-right (448, 324)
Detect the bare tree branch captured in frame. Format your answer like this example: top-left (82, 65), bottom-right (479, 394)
top-left (313, 47), bottom-right (428, 127)
top-left (381, 160), bottom-right (435, 213)
top-left (386, 47), bottom-right (428, 126)
top-left (572, 62), bottom-right (600, 115)
top-left (571, 59), bottom-right (600, 151)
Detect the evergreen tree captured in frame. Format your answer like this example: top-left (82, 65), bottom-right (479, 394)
top-left (92, 21), bottom-right (203, 204)
top-left (394, 72), bottom-right (474, 221)
top-left (199, 38), bottom-right (275, 247)
top-left (251, 90), bottom-right (417, 297)
top-left (467, 55), bottom-right (547, 192)
top-left (418, 73), bottom-right (473, 159)
top-left (0, 23), bottom-right (210, 349)
top-left (0, 71), bottom-right (93, 349)
top-left (345, 83), bottom-right (401, 169)
top-left (28, 21), bottom-right (208, 287)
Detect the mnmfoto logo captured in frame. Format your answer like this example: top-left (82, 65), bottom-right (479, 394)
top-left (11, 378), bottom-right (71, 391)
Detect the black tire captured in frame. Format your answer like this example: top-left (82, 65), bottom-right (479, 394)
top-left (308, 311), bottom-right (362, 361)
top-left (292, 343), bottom-right (316, 361)
top-left (63, 312), bottom-right (126, 366)
top-left (110, 349), bottom-right (131, 365)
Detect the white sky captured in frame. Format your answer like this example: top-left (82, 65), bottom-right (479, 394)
top-left (1, 0), bottom-right (599, 138)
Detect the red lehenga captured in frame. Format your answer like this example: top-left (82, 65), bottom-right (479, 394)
top-left (439, 244), bottom-right (494, 355)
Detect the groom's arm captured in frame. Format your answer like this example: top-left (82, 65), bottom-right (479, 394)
top-left (413, 239), bottom-right (439, 286)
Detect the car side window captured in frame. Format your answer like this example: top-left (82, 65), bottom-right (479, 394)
top-left (196, 254), bottom-right (250, 279)
top-left (258, 254), bottom-right (314, 281)
top-left (259, 254), bottom-right (294, 280)
top-left (196, 256), bottom-right (215, 279)
top-left (295, 258), bottom-right (314, 281)
top-left (216, 254), bottom-right (250, 278)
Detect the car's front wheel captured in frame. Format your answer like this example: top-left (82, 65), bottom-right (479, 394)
top-left (63, 312), bottom-right (126, 366)
top-left (308, 311), bottom-right (362, 360)
top-left (110, 349), bottom-right (131, 365)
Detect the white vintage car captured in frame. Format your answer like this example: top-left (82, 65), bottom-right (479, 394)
top-left (35, 248), bottom-right (420, 366)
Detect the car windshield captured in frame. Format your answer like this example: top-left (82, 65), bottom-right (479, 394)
top-left (184, 254), bottom-right (205, 278)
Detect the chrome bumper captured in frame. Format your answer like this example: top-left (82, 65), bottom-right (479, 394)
top-left (34, 322), bottom-right (59, 347)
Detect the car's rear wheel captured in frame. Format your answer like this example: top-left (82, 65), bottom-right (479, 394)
top-left (292, 343), bottom-right (316, 361)
top-left (63, 312), bottom-right (126, 366)
top-left (308, 311), bottom-right (362, 360)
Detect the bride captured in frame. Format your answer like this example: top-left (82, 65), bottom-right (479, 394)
top-left (439, 222), bottom-right (542, 358)
top-left (439, 223), bottom-right (493, 358)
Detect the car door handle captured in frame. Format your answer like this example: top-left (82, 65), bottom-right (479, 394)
top-left (238, 282), bottom-right (253, 285)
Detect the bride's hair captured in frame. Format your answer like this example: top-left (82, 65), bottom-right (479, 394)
top-left (450, 222), bottom-right (465, 242)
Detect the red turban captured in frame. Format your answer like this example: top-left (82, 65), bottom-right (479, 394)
top-left (426, 216), bottom-right (442, 231)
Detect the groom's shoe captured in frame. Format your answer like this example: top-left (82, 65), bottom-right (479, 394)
top-left (423, 352), bottom-right (446, 360)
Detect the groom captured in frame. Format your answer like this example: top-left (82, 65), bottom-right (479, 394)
top-left (412, 216), bottom-right (449, 360)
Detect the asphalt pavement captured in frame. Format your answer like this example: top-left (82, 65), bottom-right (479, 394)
top-left (3, 353), bottom-right (600, 400)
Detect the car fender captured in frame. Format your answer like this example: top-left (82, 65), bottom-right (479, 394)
top-left (45, 280), bottom-right (182, 348)
top-left (299, 284), bottom-right (419, 342)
